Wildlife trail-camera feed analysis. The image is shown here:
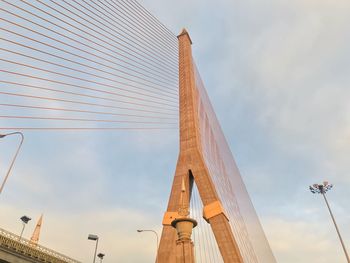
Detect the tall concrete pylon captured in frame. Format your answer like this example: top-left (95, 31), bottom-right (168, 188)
top-left (157, 29), bottom-right (276, 263)
top-left (157, 29), bottom-right (243, 263)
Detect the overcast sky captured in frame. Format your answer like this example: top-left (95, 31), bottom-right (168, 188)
top-left (1, 0), bottom-right (350, 262)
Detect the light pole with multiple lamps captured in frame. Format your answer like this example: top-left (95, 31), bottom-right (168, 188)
top-left (19, 215), bottom-right (31, 241)
top-left (309, 181), bottom-right (350, 263)
top-left (0, 132), bottom-right (24, 194)
top-left (137, 229), bottom-right (159, 263)
top-left (88, 234), bottom-right (99, 263)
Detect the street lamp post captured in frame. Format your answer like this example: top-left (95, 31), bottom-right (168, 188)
top-left (137, 229), bottom-right (159, 263)
top-left (0, 132), bottom-right (24, 194)
top-left (88, 234), bottom-right (99, 263)
top-left (97, 253), bottom-right (105, 262)
top-left (19, 215), bottom-right (31, 241)
top-left (309, 181), bottom-right (350, 263)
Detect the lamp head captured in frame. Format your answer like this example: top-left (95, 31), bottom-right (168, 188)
top-left (0, 134), bottom-right (6, 138)
top-left (137, 230), bottom-right (143, 232)
top-left (88, 234), bottom-right (99, 241)
top-left (309, 182), bottom-right (333, 194)
top-left (20, 215), bottom-right (31, 224)
top-left (97, 253), bottom-right (105, 259)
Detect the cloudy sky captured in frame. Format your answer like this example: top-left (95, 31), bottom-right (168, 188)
top-left (1, 0), bottom-right (350, 262)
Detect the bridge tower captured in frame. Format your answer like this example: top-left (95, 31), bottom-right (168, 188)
top-left (157, 29), bottom-right (276, 263)
top-left (157, 29), bottom-right (243, 262)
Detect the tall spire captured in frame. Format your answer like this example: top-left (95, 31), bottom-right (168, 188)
top-left (178, 177), bottom-right (190, 217)
top-left (171, 175), bottom-right (197, 263)
top-left (30, 214), bottom-right (43, 245)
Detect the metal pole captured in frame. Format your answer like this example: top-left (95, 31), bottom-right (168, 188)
top-left (152, 230), bottom-right (159, 263)
top-left (138, 230), bottom-right (159, 263)
top-left (322, 192), bottom-right (350, 263)
top-left (0, 132), bottom-right (24, 194)
top-left (19, 222), bottom-right (25, 241)
top-left (93, 238), bottom-right (99, 263)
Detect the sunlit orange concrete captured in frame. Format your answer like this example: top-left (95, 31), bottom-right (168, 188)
top-left (157, 29), bottom-right (276, 263)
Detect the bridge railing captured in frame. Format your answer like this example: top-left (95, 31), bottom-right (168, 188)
top-left (0, 227), bottom-right (81, 263)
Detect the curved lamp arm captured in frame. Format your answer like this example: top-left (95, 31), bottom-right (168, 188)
top-left (137, 229), bottom-right (159, 262)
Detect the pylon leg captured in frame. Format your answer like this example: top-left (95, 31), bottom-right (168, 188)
top-left (157, 156), bottom-right (191, 263)
top-left (189, 155), bottom-right (244, 263)
top-left (209, 214), bottom-right (243, 262)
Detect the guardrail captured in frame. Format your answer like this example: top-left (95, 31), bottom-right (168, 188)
top-left (0, 227), bottom-right (81, 263)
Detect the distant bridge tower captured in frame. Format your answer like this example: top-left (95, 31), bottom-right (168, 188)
top-left (157, 29), bottom-right (276, 263)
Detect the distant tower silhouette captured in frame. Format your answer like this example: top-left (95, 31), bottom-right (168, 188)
top-left (157, 29), bottom-right (276, 263)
